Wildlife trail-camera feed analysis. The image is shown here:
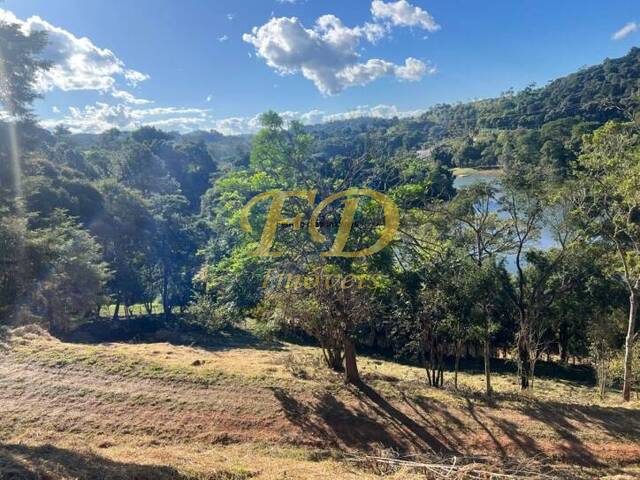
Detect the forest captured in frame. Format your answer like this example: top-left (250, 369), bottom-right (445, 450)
top-left (2, 20), bottom-right (640, 399)
top-left (2, 16), bottom-right (640, 479)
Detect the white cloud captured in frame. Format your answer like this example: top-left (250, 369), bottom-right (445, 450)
top-left (110, 89), bottom-right (153, 105)
top-left (336, 57), bottom-right (430, 87)
top-left (243, 6), bottom-right (437, 95)
top-left (276, 0), bottom-right (298, 4)
top-left (42, 102), bottom-right (424, 136)
top-left (218, 35), bottom-right (229, 42)
top-left (397, 57), bottom-right (435, 79)
top-left (371, 0), bottom-right (440, 32)
top-left (211, 104), bottom-right (424, 135)
top-left (123, 70), bottom-right (150, 86)
top-left (612, 22), bottom-right (638, 40)
top-left (41, 103), bottom-right (211, 134)
top-left (226, 13), bottom-right (235, 21)
top-left (52, 106), bottom-right (60, 114)
top-left (0, 8), bottom-right (149, 101)
top-left (206, 94), bottom-right (213, 102)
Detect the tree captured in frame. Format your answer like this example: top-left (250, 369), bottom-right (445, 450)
top-left (0, 20), bottom-right (50, 119)
top-left (500, 165), bottom-right (578, 390)
top-left (92, 180), bottom-right (154, 319)
top-left (0, 209), bottom-right (35, 322)
top-left (202, 112), bottom-right (444, 384)
top-left (573, 121), bottom-right (640, 401)
top-left (446, 182), bottom-right (512, 395)
top-left (149, 193), bottom-right (198, 317)
top-left (29, 212), bottom-right (110, 333)
top-left (265, 268), bottom-right (379, 383)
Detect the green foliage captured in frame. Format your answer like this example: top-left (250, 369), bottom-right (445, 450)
top-left (28, 212), bottom-right (111, 333)
top-left (0, 20), bottom-right (50, 119)
top-left (0, 20), bottom-right (638, 399)
top-left (187, 292), bottom-right (235, 334)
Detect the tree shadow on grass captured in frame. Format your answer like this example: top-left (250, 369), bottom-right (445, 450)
top-left (0, 443), bottom-right (194, 480)
top-left (513, 401), bottom-right (640, 466)
top-left (403, 392), bottom-right (470, 450)
top-left (456, 394), bottom-right (640, 466)
top-left (354, 382), bottom-right (455, 455)
top-left (271, 382), bottom-right (455, 455)
top-left (271, 386), bottom-right (403, 450)
top-left (458, 393), bottom-right (601, 466)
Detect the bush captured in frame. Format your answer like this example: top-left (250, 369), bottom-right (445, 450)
top-left (607, 343), bottom-right (640, 389)
top-left (187, 293), bottom-right (236, 334)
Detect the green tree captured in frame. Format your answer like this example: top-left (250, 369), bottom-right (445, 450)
top-left (29, 212), bottom-right (110, 333)
top-left (573, 121), bottom-right (640, 401)
top-left (0, 20), bottom-right (49, 119)
top-left (93, 180), bottom-right (154, 319)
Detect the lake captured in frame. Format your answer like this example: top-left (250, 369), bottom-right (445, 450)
top-left (452, 169), bottom-right (556, 262)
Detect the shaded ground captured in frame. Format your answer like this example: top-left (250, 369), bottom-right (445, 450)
top-left (1, 326), bottom-right (639, 479)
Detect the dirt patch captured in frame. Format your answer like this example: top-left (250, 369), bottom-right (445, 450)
top-left (1, 333), bottom-right (640, 479)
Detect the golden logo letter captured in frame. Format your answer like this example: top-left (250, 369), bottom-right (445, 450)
top-left (309, 188), bottom-right (399, 257)
top-left (241, 190), bottom-right (316, 256)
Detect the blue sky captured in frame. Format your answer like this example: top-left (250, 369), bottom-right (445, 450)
top-left (1, 0), bottom-right (639, 134)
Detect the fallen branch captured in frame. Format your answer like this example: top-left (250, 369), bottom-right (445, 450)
top-left (346, 453), bottom-right (561, 479)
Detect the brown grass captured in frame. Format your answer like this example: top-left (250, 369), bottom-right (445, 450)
top-left (1, 326), bottom-right (639, 479)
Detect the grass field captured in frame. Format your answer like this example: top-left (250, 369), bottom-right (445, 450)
top-left (1, 325), bottom-right (639, 479)
top-left (100, 303), bottom-right (165, 317)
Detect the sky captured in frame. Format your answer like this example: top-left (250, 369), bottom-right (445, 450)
top-left (1, 0), bottom-right (639, 135)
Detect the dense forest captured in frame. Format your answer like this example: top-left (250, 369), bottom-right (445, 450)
top-left (2, 19), bottom-right (640, 405)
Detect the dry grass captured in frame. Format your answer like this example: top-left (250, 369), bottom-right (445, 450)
top-left (1, 326), bottom-right (640, 479)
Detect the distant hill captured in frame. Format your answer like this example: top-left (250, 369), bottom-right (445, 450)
top-left (304, 47), bottom-right (640, 171)
top-left (56, 47), bottom-right (639, 172)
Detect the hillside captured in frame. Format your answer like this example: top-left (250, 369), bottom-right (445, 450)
top-left (1, 326), bottom-right (640, 480)
top-left (62, 48), bottom-right (640, 167)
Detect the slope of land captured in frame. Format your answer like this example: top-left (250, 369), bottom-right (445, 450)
top-left (1, 326), bottom-right (639, 479)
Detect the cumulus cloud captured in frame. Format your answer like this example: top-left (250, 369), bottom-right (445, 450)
top-left (123, 70), bottom-right (150, 86)
top-left (371, 0), bottom-right (440, 32)
top-left (218, 35), bottom-right (229, 42)
top-left (41, 103), bottom-right (212, 134)
top-left (211, 104), bottom-right (424, 135)
top-left (42, 101), bottom-right (424, 136)
top-left (612, 22), bottom-right (638, 40)
top-left (0, 8), bottom-right (149, 101)
top-left (111, 89), bottom-right (153, 105)
top-left (243, 1), bottom-right (438, 95)
top-left (325, 104), bottom-right (424, 121)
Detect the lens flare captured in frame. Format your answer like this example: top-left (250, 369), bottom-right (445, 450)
top-left (0, 43), bottom-right (23, 212)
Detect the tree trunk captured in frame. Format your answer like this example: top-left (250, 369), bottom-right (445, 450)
top-left (623, 291), bottom-right (638, 401)
top-left (322, 346), bottom-right (344, 372)
top-left (558, 323), bottom-right (569, 364)
top-left (454, 342), bottom-right (461, 389)
top-left (343, 336), bottom-right (360, 384)
top-left (518, 334), bottom-right (530, 390)
top-left (484, 329), bottom-right (492, 396)
top-left (599, 354), bottom-right (607, 400)
top-left (112, 301), bottom-right (120, 321)
top-left (529, 356), bottom-right (536, 391)
top-left (162, 264), bottom-right (170, 319)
